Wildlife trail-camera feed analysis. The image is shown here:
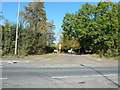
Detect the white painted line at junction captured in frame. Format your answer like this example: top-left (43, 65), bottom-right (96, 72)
top-left (92, 75), bottom-right (102, 77)
top-left (52, 74), bottom-right (117, 79)
top-left (92, 74), bottom-right (117, 77)
top-left (0, 78), bottom-right (7, 80)
top-left (96, 59), bottom-right (103, 61)
top-left (52, 77), bottom-right (64, 79)
top-left (52, 76), bottom-right (86, 79)
top-left (52, 76), bottom-right (80, 79)
top-left (81, 76), bottom-right (89, 77)
top-left (104, 74), bottom-right (117, 76)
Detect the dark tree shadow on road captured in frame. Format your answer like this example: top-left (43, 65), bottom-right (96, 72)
top-left (80, 64), bottom-right (120, 88)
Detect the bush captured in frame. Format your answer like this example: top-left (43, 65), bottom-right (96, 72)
top-left (104, 49), bottom-right (118, 59)
top-left (44, 46), bottom-right (55, 53)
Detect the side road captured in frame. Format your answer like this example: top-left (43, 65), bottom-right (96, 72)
top-left (1, 54), bottom-right (118, 66)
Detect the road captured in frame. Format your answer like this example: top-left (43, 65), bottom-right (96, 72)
top-left (1, 54), bottom-right (119, 88)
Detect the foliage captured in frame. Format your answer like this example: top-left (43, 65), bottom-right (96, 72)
top-left (44, 46), bottom-right (55, 53)
top-left (2, 20), bottom-right (15, 55)
top-left (61, 1), bottom-right (118, 58)
top-left (2, 1), bottom-right (55, 56)
top-left (61, 36), bottom-right (80, 50)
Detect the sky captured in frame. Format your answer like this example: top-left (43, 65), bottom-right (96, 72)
top-left (1, 0), bottom-right (120, 2)
top-left (1, 1), bottom-right (119, 44)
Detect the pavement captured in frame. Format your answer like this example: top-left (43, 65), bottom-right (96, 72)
top-left (1, 54), bottom-right (119, 88)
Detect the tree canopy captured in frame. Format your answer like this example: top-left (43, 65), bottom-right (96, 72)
top-left (61, 1), bottom-right (118, 58)
top-left (2, 1), bottom-right (55, 56)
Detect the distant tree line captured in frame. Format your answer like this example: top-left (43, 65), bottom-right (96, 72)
top-left (61, 1), bottom-right (119, 58)
top-left (1, 1), bottom-right (55, 56)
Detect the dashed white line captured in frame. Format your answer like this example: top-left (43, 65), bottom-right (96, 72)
top-left (0, 78), bottom-right (7, 80)
top-left (92, 74), bottom-right (117, 77)
top-left (52, 77), bottom-right (64, 79)
top-left (92, 75), bottom-right (102, 77)
top-left (81, 76), bottom-right (89, 77)
top-left (52, 74), bottom-right (117, 79)
top-left (52, 76), bottom-right (80, 79)
top-left (96, 59), bottom-right (103, 61)
top-left (104, 74), bottom-right (117, 76)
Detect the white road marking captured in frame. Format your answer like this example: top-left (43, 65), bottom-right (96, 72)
top-left (104, 74), bottom-right (117, 76)
top-left (52, 74), bottom-right (117, 79)
top-left (92, 75), bottom-right (102, 77)
top-left (52, 77), bottom-right (64, 79)
top-left (92, 74), bottom-right (117, 77)
top-left (52, 76), bottom-right (80, 79)
top-left (7, 61), bottom-right (14, 64)
top-left (0, 78), bottom-right (7, 80)
top-left (96, 59), bottom-right (103, 61)
top-left (81, 76), bottom-right (89, 77)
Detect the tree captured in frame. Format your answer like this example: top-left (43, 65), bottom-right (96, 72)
top-left (46, 20), bottom-right (55, 46)
top-left (2, 20), bottom-right (16, 55)
top-left (2, 1), bottom-right (55, 56)
top-left (61, 1), bottom-right (118, 58)
top-left (19, 0), bottom-right (55, 55)
top-left (61, 36), bottom-right (80, 51)
top-left (20, 0), bottom-right (47, 30)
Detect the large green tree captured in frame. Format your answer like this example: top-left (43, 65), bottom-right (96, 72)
top-left (2, 20), bottom-right (17, 55)
top-left (61, 1), bottom-right (118, 58)
top-left (19, 0), bottom-right (55, 55)
top-left (2, 1), bottom-right (55, 56)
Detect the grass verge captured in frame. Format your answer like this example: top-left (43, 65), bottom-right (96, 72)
top-left (88, 54), bottom-right (118, 60)
top-left (24, 53), bottom-right (60, 59)
top-left (1, 53), bottom-right (60, 59)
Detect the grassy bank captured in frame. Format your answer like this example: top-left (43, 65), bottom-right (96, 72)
top-left (24, 53), bottom-right (60, 59)
top-left (88, 54), bottom-right (119, 60)
top-left (1, 53), bottom-right (60, 59)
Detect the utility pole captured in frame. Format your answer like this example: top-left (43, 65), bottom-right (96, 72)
top-left (15, 0), bottom-right (20, 55)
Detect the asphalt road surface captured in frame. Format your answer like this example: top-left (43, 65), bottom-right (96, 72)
top-left (1, 54), bottom-right (119, 88)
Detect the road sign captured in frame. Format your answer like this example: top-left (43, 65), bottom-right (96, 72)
top-left (59, 44), bottom-right (61, 50)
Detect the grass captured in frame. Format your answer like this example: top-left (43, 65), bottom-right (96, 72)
top-left (1, 53), bottom-right (60, 59)
top-left (24, 53), bottom-right (60, 59)
top-left (88, 54), bottom-right (119, 60)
